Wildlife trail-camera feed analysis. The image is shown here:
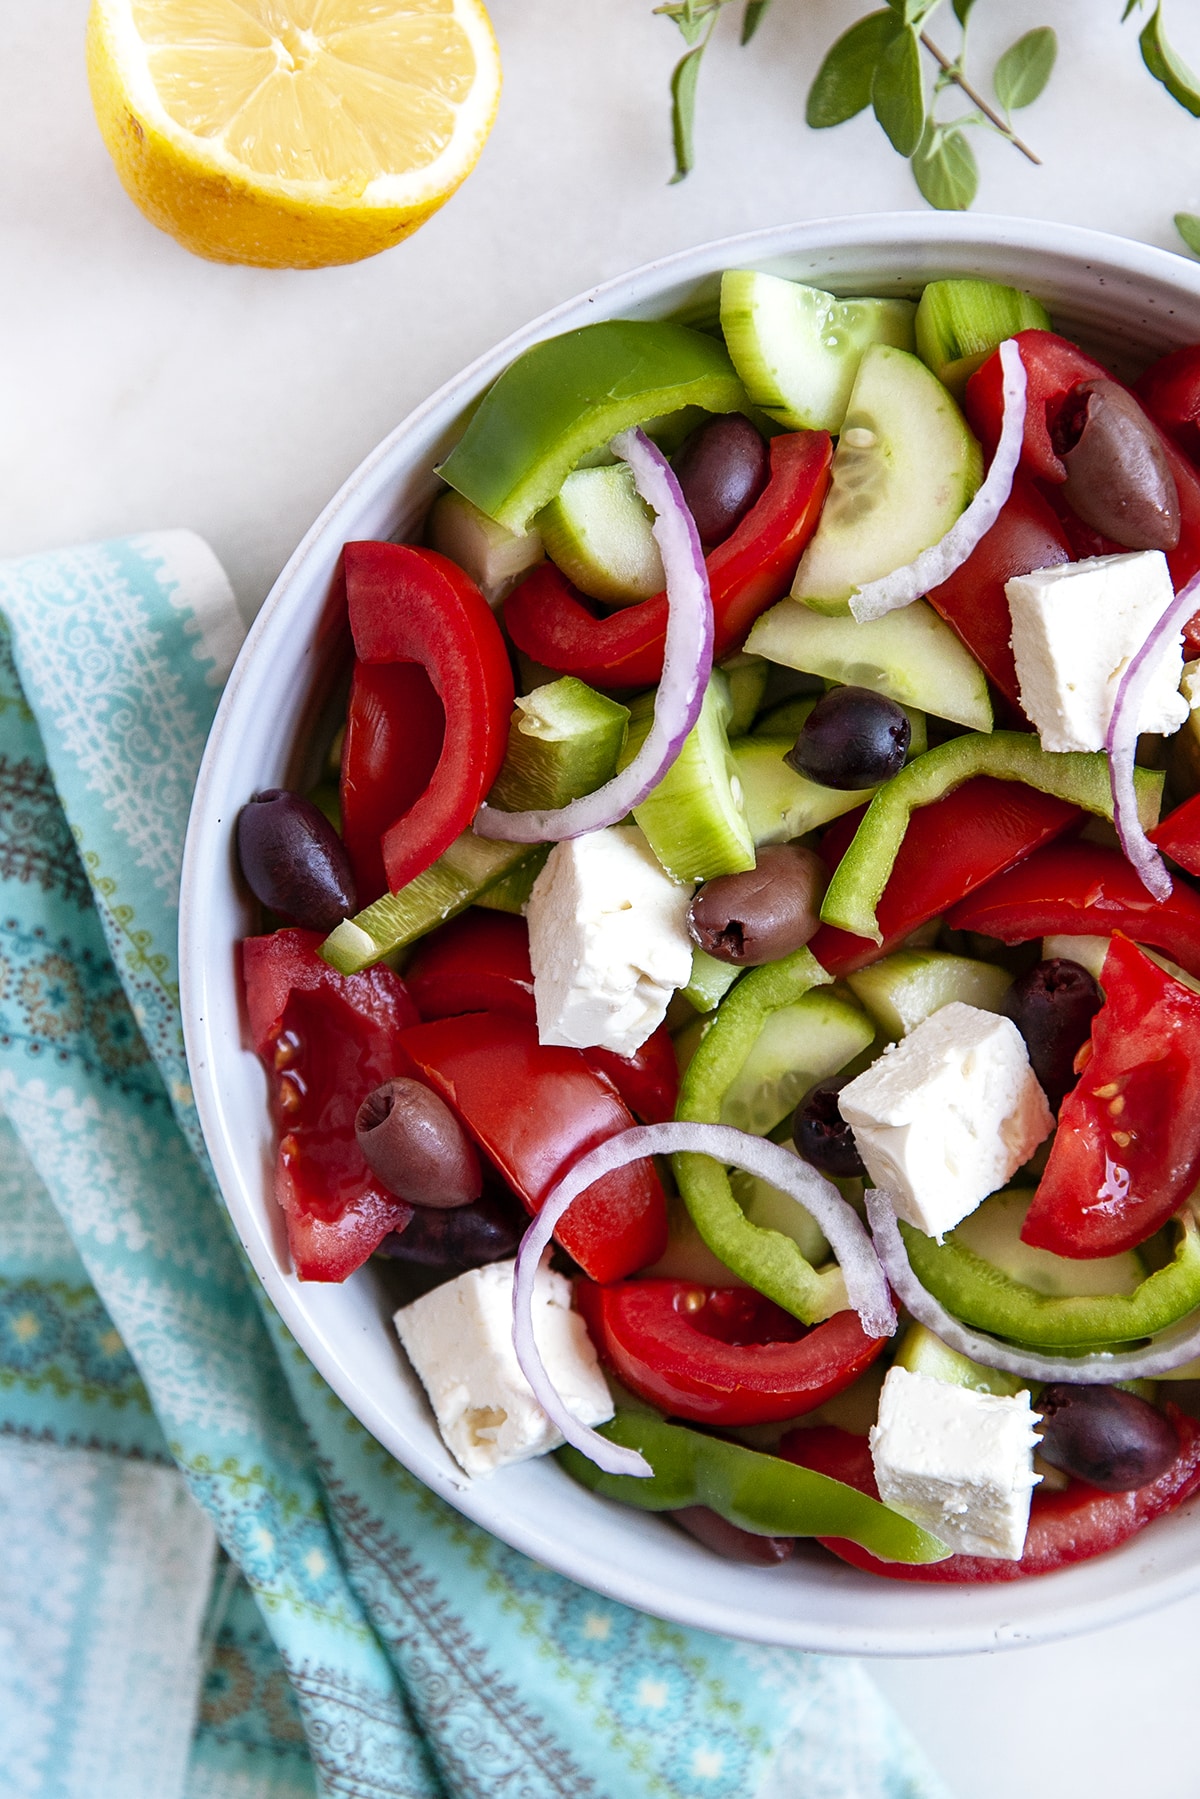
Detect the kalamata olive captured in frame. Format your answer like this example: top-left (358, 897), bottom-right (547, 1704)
top-left (687, 843), bottom-right (828, 966)
top-left (1036, 1383), bottom-right (1179, 1492)
top-left (1002, 957), bottom-right (1103, 1106)
top-left (672, 414), bottom-right (769, 547)
top-left (784, 687), bottom-right (910, 791)
top-left (793, 1078), bottom-right (867, 1179)
top-left (1054, 378), bottom-right (1180, 551)
top-left (375, 1192), bottom-right (524, 1270)
top-left (670, 1506), bottom-right (795, 1564)
top-left (355, 1078), bottom-right (482, 1207)
top-left (237, 789), bottom-right (357, 933)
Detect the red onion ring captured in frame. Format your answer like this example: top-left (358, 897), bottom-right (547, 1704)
top-left (514, 1123), bottom-right (896, 1478)
top-left (475, 429), bottom-right (713, 842)
top-left (865, 1186), bottom-right (1200, 1381)
top-left (1106, 567), bottom-right (1200, 899)
top-left (849, 337), bottom-right (1027, 624)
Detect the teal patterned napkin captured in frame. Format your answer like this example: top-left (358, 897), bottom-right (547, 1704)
top-left (0, 532), bottom-right (951, 1799)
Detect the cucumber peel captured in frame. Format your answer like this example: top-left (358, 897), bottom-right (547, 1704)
top-left (915, 279), bottom-right (1051, 398)
top-left (621, 673), bottom-right (755, 882)
top-left (537, 463), bottom-right (664, 604)
top-left (487, 677), bottom-right (629, 813)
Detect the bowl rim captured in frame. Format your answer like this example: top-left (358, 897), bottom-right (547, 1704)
top-left (181, 210), bottom-right (1200, 1656)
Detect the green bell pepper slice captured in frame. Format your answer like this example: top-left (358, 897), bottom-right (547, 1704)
top-left (820, 731), bottom-right (1164, 945)
top-left (558, 1410), bottom-right (949, 1564)
top-left (437, 320), bottom-right (749, 534)
top-left (900, 1207), bottom-right (1200, 1350)
top-left (674, 945), bottom-right (849, 1323)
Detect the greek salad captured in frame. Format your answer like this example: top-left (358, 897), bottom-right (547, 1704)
top-left (238, 268), bottom-right (1200, 1580)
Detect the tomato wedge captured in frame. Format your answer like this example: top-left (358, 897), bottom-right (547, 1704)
top-left (780, 1417), bottom-right (1200, 1581)
top-left (576, 1278), bottom-right (885, 1425)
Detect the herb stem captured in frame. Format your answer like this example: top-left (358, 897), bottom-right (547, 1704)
top-left (919, 32), bottom-right (1042, 165)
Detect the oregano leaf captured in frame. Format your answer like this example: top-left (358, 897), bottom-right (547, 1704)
top-left (741, 0), bottom-right (771, 45)
top-left (1140, 4), bottom-right (1200, 117)
top-left (1122, 0), bottom-right (1145, 19)
top-left (911, 122), bottom-right (979, 210)
top-left (872, 23), bottom-right (925, 157)
top-left (807, 10), bottom-right (898, 129)
top-left (994, 27), bottom-right (1057, 111)
top-left (1176, 212), bottom-right (1200, 256)
top-left (953, 0), bottom-right (977, 24)
top-left (669, 40), bottom-right (707, 182)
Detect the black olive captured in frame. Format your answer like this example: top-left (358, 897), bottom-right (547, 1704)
top-left (784, 687), bottom-right (910, 791)
top-left (1002, 958), bottom-right (1104, 1106)
top-left (687, 843), bottom-right (828, 966)
top-left (670, 1506), bottom-right (795, 1563)
top-left (672, 414), bottom-right (769, 547)
top-left (793, 1078), bottom-right (866, 1179)
top-left (355, 1078), bottom-right (482, 1207)
top-left (1036, 1384), bottom-right (1179, 1492)
top-left (376, 1192), bottom-right (525, 1270)
top-left (1054, 378), bottom-right (1180, 551)
top-left (237, 789), bottom-right (356, 933)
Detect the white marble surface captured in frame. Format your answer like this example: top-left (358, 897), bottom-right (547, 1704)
top-left (6, 3), bottom-right (1200, 1794)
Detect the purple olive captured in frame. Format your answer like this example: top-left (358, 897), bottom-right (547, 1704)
top-left (1002, 958), bottom-right (1104, 1107)
top-left (687, 844), bottom-right (828, 966)
top-left (355, 1078), bottom-right (482, 1207)
top-left (793, 1078), bottom-right (866, 1180)
top-left (1036, 1384), bottom-right (1179, 1492)
top-left (672, 414), bottom-right (769, 547)
top-left (670, 1506), bottom-right (795, 1563)
top-left (1053, 378), bottom-right (1180, 550)
top-left (784, 687), bottom-right (910, 791)
top-left (237, 789), bottom-right (356, 933)
top-left (375, 1192), bottom-right (525, 1270)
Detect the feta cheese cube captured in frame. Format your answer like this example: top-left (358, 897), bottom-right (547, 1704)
top-left (837, 1002), bottom-right (1053, 1239)
top-left (1006, 550), bottom-right (1188, 754)
top-left (869, 1366), bottom-right (1041, 1560)
top-left (526, 824), bottom-right (694, 1056)
top-left (394, 1259), bottom-right (612, 1477)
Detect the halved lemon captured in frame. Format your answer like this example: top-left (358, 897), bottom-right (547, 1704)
top-left (86, 0), bottom-right (502, 268)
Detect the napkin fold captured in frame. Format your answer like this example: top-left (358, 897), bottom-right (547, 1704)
top-left (0, 531), bottom-right (951, 1799)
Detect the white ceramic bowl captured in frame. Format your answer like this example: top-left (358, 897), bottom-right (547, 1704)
top-left (181, 212), bottom-right (1200, 1655)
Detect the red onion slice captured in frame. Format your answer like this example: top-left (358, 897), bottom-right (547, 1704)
top-left (865, 1186), bottom-right (1200, 1381)
top-left (514, 1122), bottom-right (896, 1478)
top-left (1106, 568), bottom-right (1200, 899)
top-left (475, 429), bottom-right (713, 843)
top-left (849, 337), bottom-right (1027, 625)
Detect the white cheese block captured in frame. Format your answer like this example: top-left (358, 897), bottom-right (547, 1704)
top-left (1005, 550), bottom-right (1188, 754)
top-left (837, 1002), bottom-right (1054, 1239)
top-left (394, 1260), bottom-right (613, 1478)
top-left (526, 824), bottom-right (694, 1056)
top-left (869, 1365), bottom-right (1041, 1560)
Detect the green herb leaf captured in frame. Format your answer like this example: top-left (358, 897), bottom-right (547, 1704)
top-left (1140, 4), bottom-right (1200, 117)
top-left (953, 0), bottom-right (978, 24)
top-left (1176, 212), bottom-right (1200, 256)
top-left (887, 0), bottom-right (940, 22)
top-left (669, 40), bottom-right (707, 181)
top-left (741, 0), bottom-right (771, 45)
top-left (911, 122), bottom-right (979, 210)
top-left (993, 27), bottom-right (1057, 111)
top-left (872, 23), bottom-right (925, 156)
top-left (1122, 0), bottom-right (1146, 19)
top-left (806, 10), bottom-right (898, 129)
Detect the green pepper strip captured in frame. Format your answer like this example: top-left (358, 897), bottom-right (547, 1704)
top-left (900, 1209), bottom-right (1200, 1350)
top-left (673, 945), bottom-right (846, 1324)
top-left (820, 732), bottom-right (1165, 945)
top-left (558, 1410), bottom-right (949, 1564)
top-left (437, 319), bottom-right (749, 535)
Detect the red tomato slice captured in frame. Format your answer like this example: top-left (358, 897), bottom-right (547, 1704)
top-left (1136, 342), bottom-right (1200, 468)
top-left (576, 1278), bottom-right (885, 1425)
top-left (1021, 937), bottom-right (1200, 1259)
top-left (780, 1417), bottom-right (1200, 1582)
top-left (394, 1011), bottom-right (667, 1282)
top-left (340, 659), bottom-right (445, 905)
top-left (1150, 792), bottom-right (1200, 880)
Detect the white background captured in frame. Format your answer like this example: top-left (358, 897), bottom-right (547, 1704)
top-left (5, 4), bottom-right (1200, 1795)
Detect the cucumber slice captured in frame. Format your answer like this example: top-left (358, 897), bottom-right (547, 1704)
top-left (321, 832), bottom-right (536, 973)
top-left (683, 946), bottom-right (741, 1013)
top-left (791, 344), bottom-right (983, 616)
top-left (846, 949), bottom-right (1012, 1040)
top-left (730, 1142), bottom-right (832, 1267)
top-left (487, 677), bottom-right (629, 812)
top-left (721, 652), bottom-right (769, 737)
top-left (894, 1322), bottom-right (1026, 1397)
top-left (1041, 934), bottom-right (1109, 982)
top-left (951, 1189), bottom-right (1146, 1299)
top-left (915, 279), bottom-right (1051, 399)
top-left (537, 464), bottom-right (665, 605)
top-left (732, 735), bottom-right (874, 845)
top-left (426, 489), bottom-right (544, 606)
top-left (720, 270), bottom-right (916, 433)
top-left (621, 673), bottom-right (755, 882)
top-left (719, 988), bottom-right (875, 1136)
top-left (746, 596), bottom-right (992, 732)
top-left (474, 845), bottom-right (551, 915)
